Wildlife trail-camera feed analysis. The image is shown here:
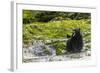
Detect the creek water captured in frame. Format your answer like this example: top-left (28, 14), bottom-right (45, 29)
top-left (23, 40), bottom-right (91, 63)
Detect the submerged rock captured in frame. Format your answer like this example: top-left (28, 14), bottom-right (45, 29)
top-left (30, 40), bottom-right (56, 56)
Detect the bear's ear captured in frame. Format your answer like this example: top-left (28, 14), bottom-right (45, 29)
top-left (78, 28), bottom-right (80, 30)
top-left (73, 28), bottom-right (80, 31)
top-left (77, 28), bottom-right (80, 31)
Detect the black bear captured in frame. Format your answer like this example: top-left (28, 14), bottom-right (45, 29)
top-left (67, 28), bottom-right (83, 53)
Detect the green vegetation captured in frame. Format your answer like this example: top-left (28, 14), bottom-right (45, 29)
top-left (23, 10), bottom-right (91, 55)
top-left (23, 10), bottom-right (91, 24)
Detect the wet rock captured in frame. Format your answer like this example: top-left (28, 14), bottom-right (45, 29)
top-left (31, 40), bottom-right (56, 56)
